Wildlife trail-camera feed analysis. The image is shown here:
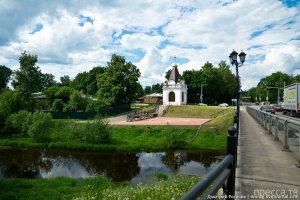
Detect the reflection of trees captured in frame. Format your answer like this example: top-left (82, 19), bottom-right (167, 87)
top-left (163, 151), bottom-right (186, 174)
top-left (0, 149), bottom-right (140, 181)
top-left (35, 150), bottom-right (140, 182)
top-left (163, 150), bottom-right (223, 173)
top-left (0, 148), bottom-right (222, 181)
top-left (0, 149), bottom-right (52, 179)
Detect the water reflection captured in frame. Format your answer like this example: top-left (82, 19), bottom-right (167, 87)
top-left (0, 148), bottom-right (224, 183)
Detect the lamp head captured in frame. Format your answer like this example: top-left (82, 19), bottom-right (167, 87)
top-left (239, 51), bottom-right (246, 63)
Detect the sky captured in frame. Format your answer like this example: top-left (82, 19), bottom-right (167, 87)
top-left (0, 0), bottom-right (300, 90)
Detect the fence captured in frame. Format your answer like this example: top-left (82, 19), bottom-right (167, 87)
top-left (47, 104), bottom-right (131, 119)
top-left (180, 122), bottom-right (238, 200)
top-left (246, 107), bottom-right (300, 166)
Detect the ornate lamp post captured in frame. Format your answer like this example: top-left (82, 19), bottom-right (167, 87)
top-left (229, 50), bottom-right (246, 135)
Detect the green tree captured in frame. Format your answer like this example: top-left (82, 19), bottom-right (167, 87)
top-left (0, 90), bottom-right (31, 117)
top-left (257, 72), bottom-right (293, 103)
top-left (86, 66), bottom-right (105, 95)
top-left (66, 91), bottom-right (88, 111)
top-left (97, 54), bottom-right (141, 105)
top-left (144, 86), bottom-right (151, 95)
top-left (71, 72), bottom-right (89, 93)
top-left (41, 73), bottom-right (56, 90)
top-left (60, 75), bottom-right (71, 87)
top-left (0, 65), bottom-right (12, 89)
top-left (217, 61), bottom-right (237, 103)
top-left (52, 99), bottom-right (64, 111)
top-left (55, 86), bottom-right (74, 103)
top-left (44, 86), bottom-right (60, 104)
top-left (151, 83), bottom-right (163, 93)
top-left (13, 52), bottom-right (44, 95)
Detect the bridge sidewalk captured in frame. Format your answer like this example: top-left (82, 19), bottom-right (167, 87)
top-left (236, 107), bottom-right (300, 199)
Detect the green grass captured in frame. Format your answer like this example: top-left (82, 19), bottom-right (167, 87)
top-left (0, 106), bottom-right (235, 152)
top-left (0, 174), bottom-right (202, 200)
top-left (190, 109), bottom-right (235, 150)
top-left (164, 105), bottom-right (230, 118)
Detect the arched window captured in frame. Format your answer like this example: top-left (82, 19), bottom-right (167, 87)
top-left (169, 91), bottom-right (175, 102)
top-left (182, 92), bottom-right (184, 102)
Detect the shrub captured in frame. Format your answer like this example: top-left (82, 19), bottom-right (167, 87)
top-left (85, 117), bottom-right (111, 144)
top-left (5, 110), bottom-right (32, 135)
top-left (28, 112), bottom-right (52, 142)
top-left (52, 99), bottom-right (64, 111)
top-left (70, 117), bottom-right (111, 144)
top-left (85, 100), bottom-right (106, 112)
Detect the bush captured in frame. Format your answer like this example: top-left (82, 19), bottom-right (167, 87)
top-left (84, 117), bottom-right (111, 144)
top-left (85, 100), bottom-right (106, 112)
top-left (5, 110), bottom-right (32, 135)
top-left (52, 99), bottom-right (64, 111)
top-left (28, 112), bottom-right (52, 142)
top-left (70, 117), bottom-right (111, 144)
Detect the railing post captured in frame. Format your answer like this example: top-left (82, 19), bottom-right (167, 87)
top-left (283, 120), bottom-right (291, 151)
top-left (226, 127), bottom-right (237, 199)
top-left (269, 115), bottom-right (272, 134)
top-left (274, 116), bottom-right (279, 140)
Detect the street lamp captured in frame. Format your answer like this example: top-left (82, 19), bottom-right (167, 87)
top-left (229, 50), bottom-right (246, 135)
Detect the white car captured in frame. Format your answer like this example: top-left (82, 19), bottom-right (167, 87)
top-left (218, 103), bottom-right (229, 107)
top-left (198, 103), bottom-right (207, 106)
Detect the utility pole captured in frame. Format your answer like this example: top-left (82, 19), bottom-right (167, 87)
top-left (200, 83), bottom-right (203, 103)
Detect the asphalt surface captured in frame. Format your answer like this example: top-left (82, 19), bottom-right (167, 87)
top-left (237, 107), bottom-right (300, 199)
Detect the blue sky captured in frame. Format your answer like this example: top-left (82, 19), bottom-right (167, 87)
top-left (0, 0), bottom-right (300, 90)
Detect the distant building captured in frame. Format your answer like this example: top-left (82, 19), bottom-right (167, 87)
top-left (163, 59), bottom-right (187, 105)
top-left (137, 93), bottom-right (163, 104)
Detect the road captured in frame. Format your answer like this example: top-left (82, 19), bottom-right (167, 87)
top-left (236, 106), bottom-right (300, 199)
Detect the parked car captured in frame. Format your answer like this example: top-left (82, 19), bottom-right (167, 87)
top-left (198, 103), bottom-right (207, 106)
top-left (218, 103), bottom-right (229, 107)
top-left (260, 105), bottom-right (275, 114)
top-left (272, 105), bottom-right (283, 112)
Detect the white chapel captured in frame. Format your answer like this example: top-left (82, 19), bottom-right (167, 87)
top-left (163, 58), bottom-right (187, 105)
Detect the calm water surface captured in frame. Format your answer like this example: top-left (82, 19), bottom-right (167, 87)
top-left (0, 148), bottom-right (225, 183)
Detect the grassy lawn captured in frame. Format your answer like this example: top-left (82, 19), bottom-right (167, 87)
top-left (0, 174), bottom-right (202, 200)
top-left (164, 105), bottom-right (231, 118)
top-left (0, 107), bottom-right (234, 152)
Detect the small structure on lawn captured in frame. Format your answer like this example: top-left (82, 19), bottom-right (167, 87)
top-left (138, 93), bottom-right (163, 104)
top-left (163, 57), bottom-right (187, 105)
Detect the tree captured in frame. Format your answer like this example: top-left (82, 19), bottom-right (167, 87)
top-left (71, 71), bottom-right (89, 93)
top-left (217, 61), bottom-right (237, 103)
top-left (66, 90), bottom-right (88, 111)
top-left (60, 75), bottom-right (71, 87)
top-left (257, 72), bottom-right (293, 103)
top-left (0, 65), bottom-right (12, 89)
top-left (151, 83), bottom-right (163, 93)
top-left (13, 52), bottom-right (44, 95)
top-left (41, 73), bottom-right (56, 90)
top-left (97, 54), bottom-right (141, 105)
top-left (0, 90), bottom-right (31, 117)
top-left (55, 86), bottom-right (74, 103)
top-left (86, 66), bottom-right (105, 95)
top-left (44, 86), bottom-right (60, 104)
top-left (144, 86), bottom-right (151, 95)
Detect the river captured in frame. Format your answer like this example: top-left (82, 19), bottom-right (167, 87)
top-left (0, 148), bottom-right (225, 184)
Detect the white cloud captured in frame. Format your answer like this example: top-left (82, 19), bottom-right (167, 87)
top-left (0, 0), bottom-right (299, 90)
top-left (120, 34), bottom-right (165, 50)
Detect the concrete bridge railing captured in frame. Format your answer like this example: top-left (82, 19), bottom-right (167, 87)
top-left (246, 106), bottom-right (300, 167)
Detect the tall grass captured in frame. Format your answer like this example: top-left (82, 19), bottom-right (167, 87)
top-left (0, 174), bottom-right (202, 200)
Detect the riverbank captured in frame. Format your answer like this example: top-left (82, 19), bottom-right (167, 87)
top-left (0, 174), bottom-right (202, 200)
top-left (0, 108), bottom-right (234, 152)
